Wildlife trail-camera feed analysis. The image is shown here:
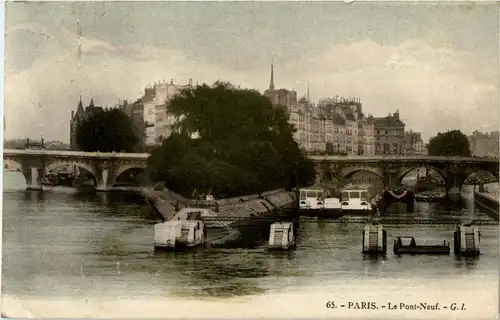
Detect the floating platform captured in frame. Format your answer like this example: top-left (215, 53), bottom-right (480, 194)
top-left (362, 224), bottom-right (387, 254)
top-left (454, 225), bottom-right (480, 256)
top-left (268, 221), bottom-right (296, 250)
top-left (393, 236), bottom-right (450, 255)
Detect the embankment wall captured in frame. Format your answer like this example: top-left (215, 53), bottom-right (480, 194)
top-left (474, 192), bottom-right (499, 220)
top-left (141, 187), bottom-right (296, 221)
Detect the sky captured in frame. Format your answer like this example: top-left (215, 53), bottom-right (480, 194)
top-left (4, 1), bottom-right (499, 143)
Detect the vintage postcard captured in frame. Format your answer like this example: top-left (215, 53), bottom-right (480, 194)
top-left (1, 1), bottom-right (499, 319)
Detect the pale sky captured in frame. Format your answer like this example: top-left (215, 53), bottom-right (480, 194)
top-left (4, 1), bottom-right (499, 143)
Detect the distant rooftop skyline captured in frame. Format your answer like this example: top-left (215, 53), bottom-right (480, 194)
top-left (4, 1), bottom-right (499, 142)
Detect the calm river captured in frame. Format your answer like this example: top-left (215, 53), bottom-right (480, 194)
top-left (2, 172), bottom-right (498, 319)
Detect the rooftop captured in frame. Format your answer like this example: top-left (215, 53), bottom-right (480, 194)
top-left (374, 116), bottom-right (405, 128)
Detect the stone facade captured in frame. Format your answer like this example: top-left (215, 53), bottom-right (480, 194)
top-left (468, 131), bottom-right (499, 158)
top-left (132, 80), bottom-right (193, 147)
top-left (263, 64), bottom-right (298, 113)
top-left (404, 130), bottom-right (426, 155)
top-left (374, 111), bottom-right (405, 155)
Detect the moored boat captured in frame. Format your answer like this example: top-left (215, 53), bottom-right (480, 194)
top-left (297, 187), bottom-right (373, 217)
top-left (154, 220), bottom-right (206, 251)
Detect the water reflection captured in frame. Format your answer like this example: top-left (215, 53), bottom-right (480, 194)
top-left (453, 255), bottom-right (480, 268)
top-left (23, 190), bottom-right (45, 202)
top-left (153, 250), bottom-right (271, 298)
top-left (362, 253), bottom-right (388, 262)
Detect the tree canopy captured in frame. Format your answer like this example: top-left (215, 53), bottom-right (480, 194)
top-left (148, 81), bottom-right (316, 198)
top-left (76, 109), bottom-right (140, 152)
top-left (426, 130), bottom-right (471, 157)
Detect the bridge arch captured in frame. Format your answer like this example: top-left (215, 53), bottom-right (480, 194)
top-left (461, 169), bottom-right (498, 191)
top-left (45, 161), bottom-right (98, 185)
top-left (111, 164), bottom-right (147, 186)
top-left (340, 167), bottom-right (385, 185)
top-left (398, 166), bottom-right (446, 185)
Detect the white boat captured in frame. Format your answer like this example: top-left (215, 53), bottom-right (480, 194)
top-left (340, 188), bottom-right (372, 211)
top-left (154, 220), bottom-right (205, 250)
top-left (298, 188), bottom-right (344, 210)
top-left (298, 188), bottom-right (326, 209)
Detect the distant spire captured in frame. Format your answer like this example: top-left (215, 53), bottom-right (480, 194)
top-left (75, 96), bottom-right (84, 118)
top-left (269, 64), bottom-right (275, 91)
top-left (307, 82), bottom-right (310, 101)
top-left (89, 95), bottom-right (94, 108)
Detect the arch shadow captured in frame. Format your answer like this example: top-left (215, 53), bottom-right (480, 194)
top-left (44, 162), bottom-right (98, 187)
top-left (112, 166), bottom-right (147, 187)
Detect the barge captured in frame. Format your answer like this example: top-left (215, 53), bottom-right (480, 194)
top-left (393, 236), bottom-right (450, 255)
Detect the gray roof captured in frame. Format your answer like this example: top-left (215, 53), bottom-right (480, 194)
top-left (374, 116), bottom-right (405, 128)
top-left (331, 112), bottom-right (346, 125)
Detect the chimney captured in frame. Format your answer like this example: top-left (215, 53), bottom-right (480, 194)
top-left (189, 78), bottom-right (192, 86)
top-left (394, 110), bottom-right (400, 120)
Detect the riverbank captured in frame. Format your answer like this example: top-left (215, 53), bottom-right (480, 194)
top-left (474, 191), bottom-right (499, 220)
top-left (139, 187), bottom-right (297, 222)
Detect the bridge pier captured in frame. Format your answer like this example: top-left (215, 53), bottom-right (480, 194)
top-left (26, 167), bottom-right (43, 191)
top-left (445, 173), bottom-right (466, 196)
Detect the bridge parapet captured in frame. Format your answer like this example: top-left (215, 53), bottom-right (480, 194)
top-left (4, 149), bottom-right (150, 160)
top-left (309, 155), bottom-right (499, 164)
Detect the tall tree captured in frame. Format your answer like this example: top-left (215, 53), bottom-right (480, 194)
top-left (76, 109), bottom-right (139, 152)
top-left (427, 130), bottom-right (471, 156)
top-left (148, 81), bottom-right (316, 198)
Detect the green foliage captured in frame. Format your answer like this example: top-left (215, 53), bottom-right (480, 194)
top-left (76, 109), bottom-right (140, 152)
top-left (426, 130), bottom-right (471, 157)
top-left (148, 81), bottom-right (316, 198)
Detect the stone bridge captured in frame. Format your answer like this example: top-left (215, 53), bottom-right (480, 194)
top-left (4, 149), bottom-right (149, 191)
top-left (309, 155), bottom-right (499, 193)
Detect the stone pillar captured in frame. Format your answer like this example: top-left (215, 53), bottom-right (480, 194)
top-left (26, 167), bottom-right (43, 191)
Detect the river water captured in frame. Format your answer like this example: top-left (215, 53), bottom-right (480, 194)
top-left (2, 172), bottom-right (499, 319)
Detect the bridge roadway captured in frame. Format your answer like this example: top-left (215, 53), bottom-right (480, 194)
top-left (5, 149), bottom-right (495, 162)
top-left (308, 155), bottom-right (498, 163)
